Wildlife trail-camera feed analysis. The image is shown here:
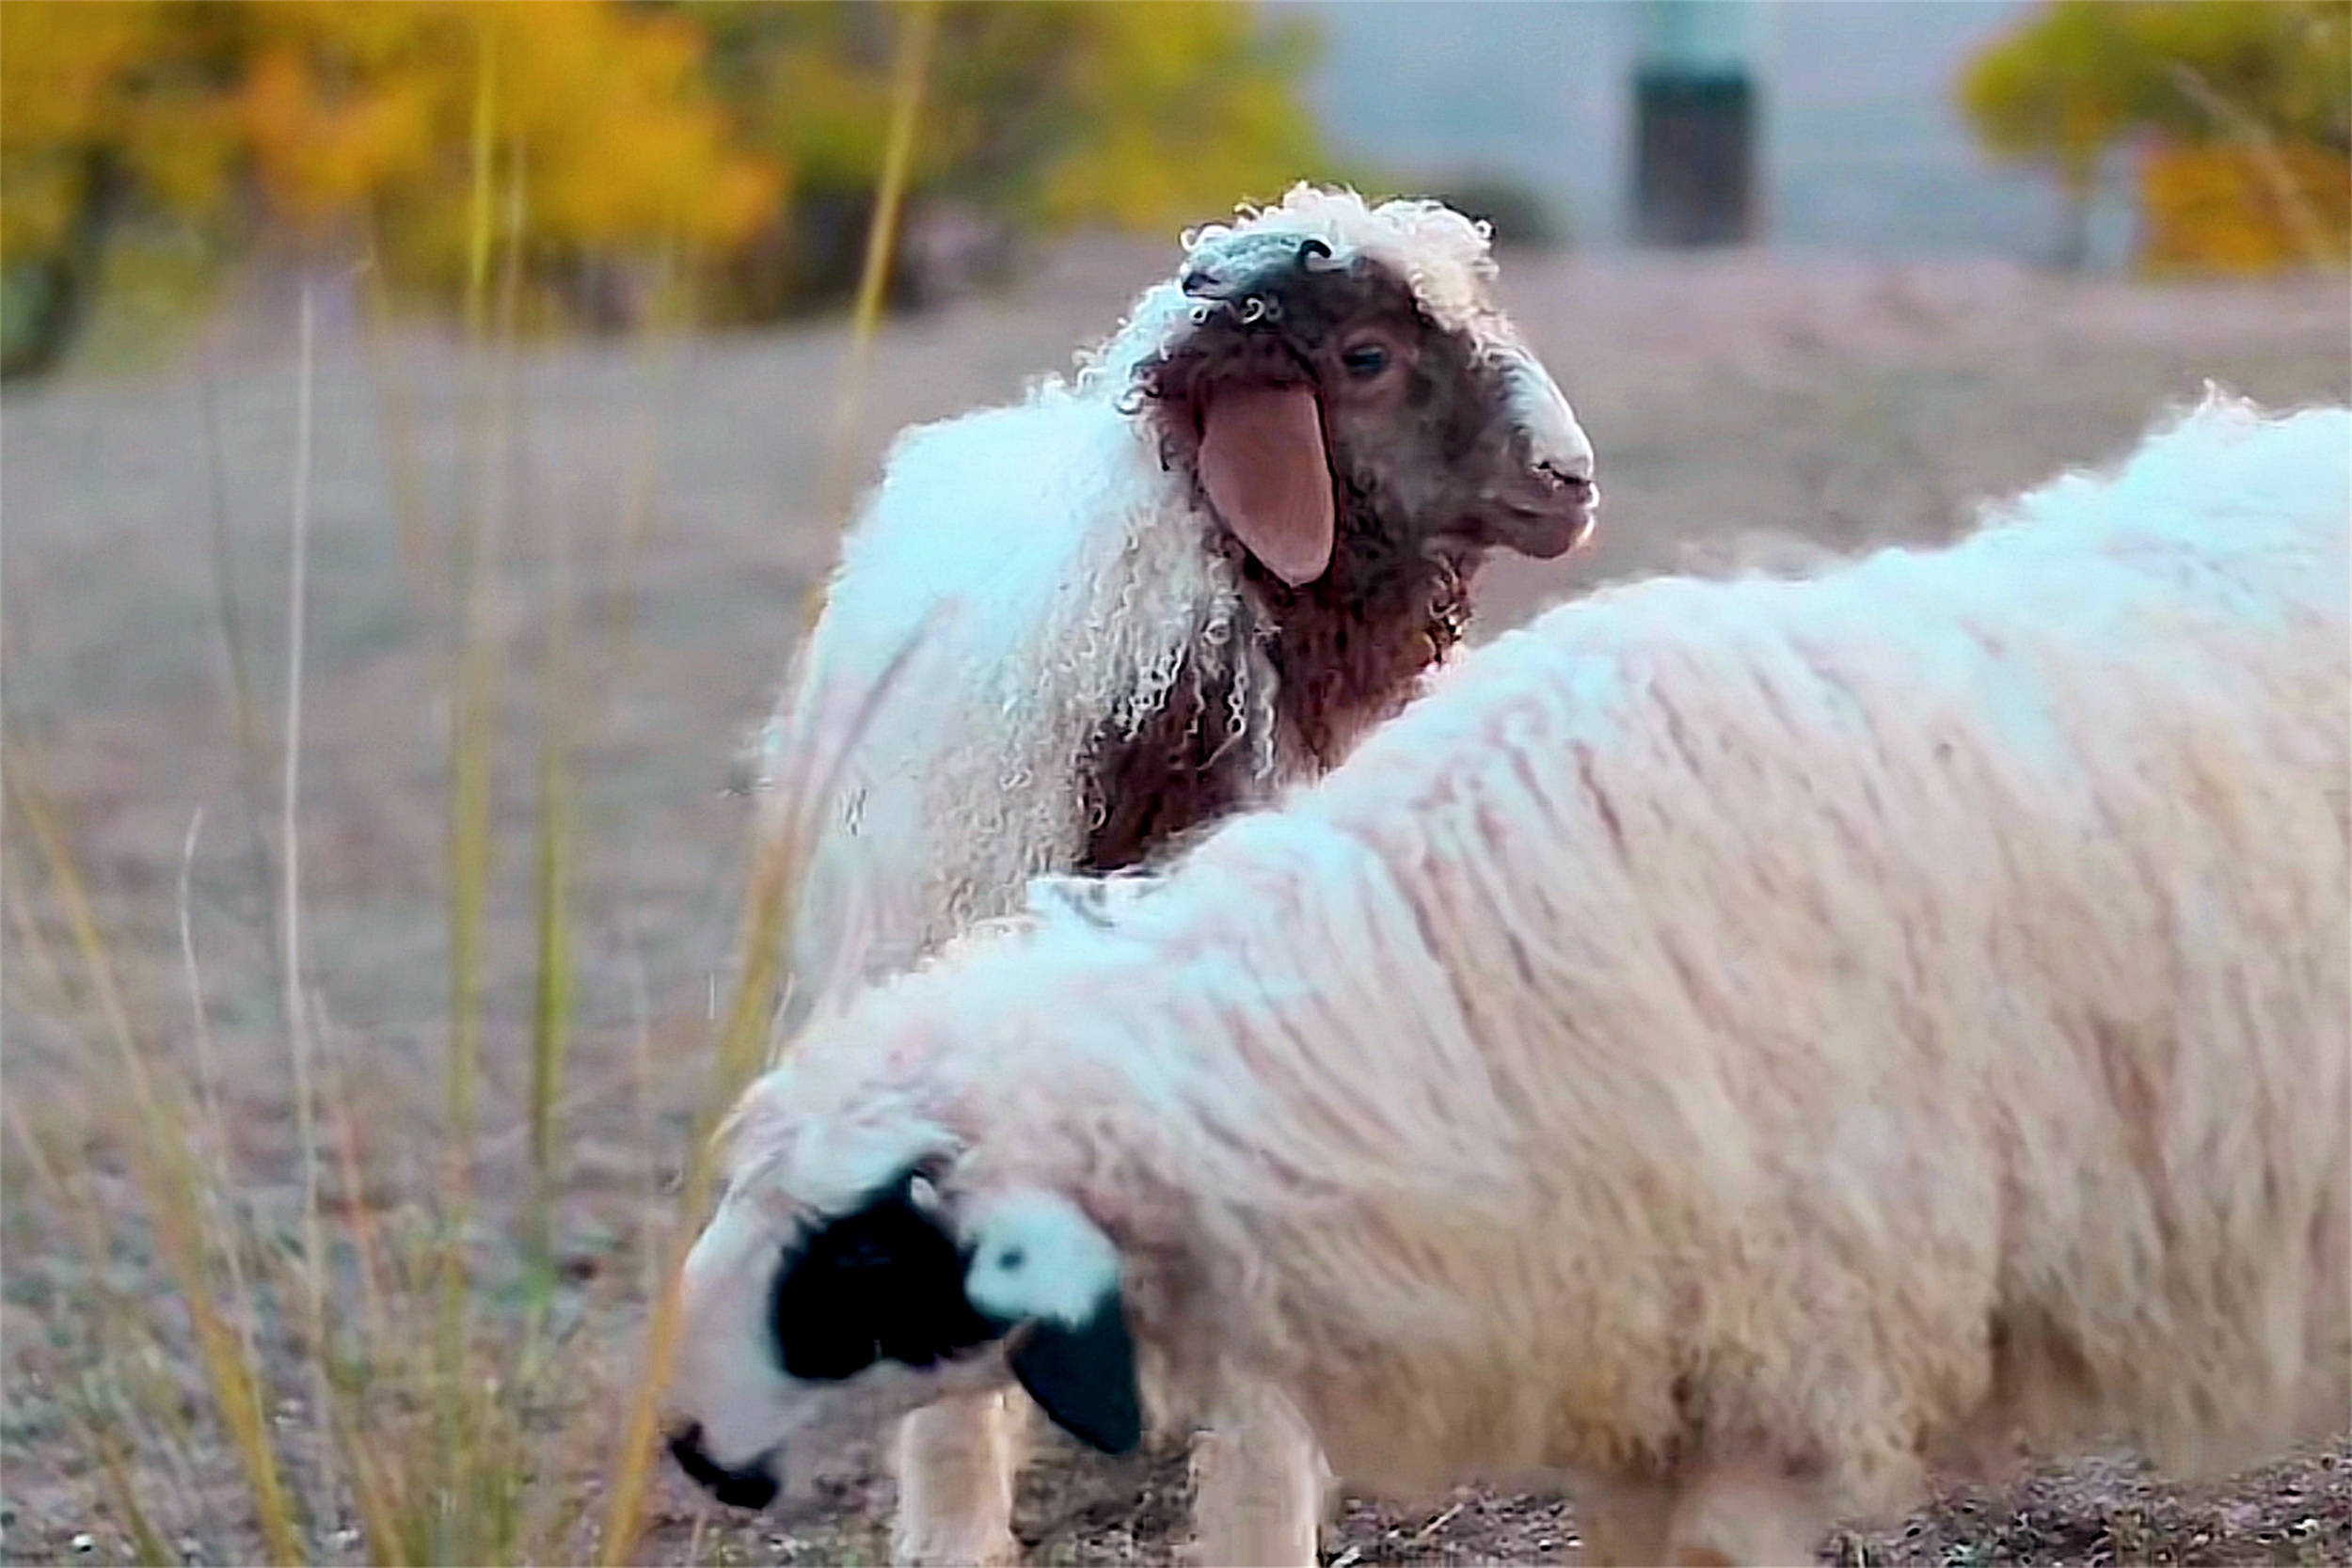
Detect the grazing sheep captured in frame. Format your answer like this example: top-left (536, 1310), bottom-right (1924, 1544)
top-left (673, 393), bottom-right (2350, 1565)
top-left (747, 183), bottom-right (1598, 1564)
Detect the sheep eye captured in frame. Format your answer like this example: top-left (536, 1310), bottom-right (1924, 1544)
top-left (1340, 342), bottom-right (1390, 379)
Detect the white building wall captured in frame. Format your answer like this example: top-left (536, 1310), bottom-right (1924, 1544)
top-left (1273, 0), bottom-right (2139, 266)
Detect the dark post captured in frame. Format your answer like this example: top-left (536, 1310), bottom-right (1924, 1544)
top-left (1632, 0), bottom-right (1759, 246)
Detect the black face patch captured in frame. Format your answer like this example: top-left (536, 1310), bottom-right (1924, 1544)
top-left (769, 1184), bottom-right (1003, 1382)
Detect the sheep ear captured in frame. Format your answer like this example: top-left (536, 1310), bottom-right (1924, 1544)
top-left (963, 1190), bottom-right (1142, 1455)
top-left (1199, 384), bottom-right (1337, 587)
top-left (1487, 347), bottom-right (1599, 560)
top-left (1009, 1301), bottom-right (1142, 1455)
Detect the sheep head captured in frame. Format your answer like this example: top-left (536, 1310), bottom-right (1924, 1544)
top-left (664, 1116), bottom-right (1140, 1513)
top-left (1113, 184), bottom-right (1597, 590)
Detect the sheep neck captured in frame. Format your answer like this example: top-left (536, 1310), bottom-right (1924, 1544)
top-left (1076, 504), bottom-right (1471, 875)
top-left (1248, 507), bottom-right (1475, 768)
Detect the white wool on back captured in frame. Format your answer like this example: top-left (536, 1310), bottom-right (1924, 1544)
top-left (764, 184), bottom-right (1539, 1022)
top-left (770, 394), bottom-right (1251, 1000)
top-left (741, 393), bottom-right (2352, 1521)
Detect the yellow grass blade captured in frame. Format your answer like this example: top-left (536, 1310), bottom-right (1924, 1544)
top-left (595, 14), bottom-right (943, 1556)
top-left (278, 278), bottom-right (331, 1450)
top-left (62, 1398), bottom-right (174, 1567)
top-left (527, 295), bottom-right (579, 1323)
top-left (175, 807), bottom-right (268, 1417)
top-left (196, 346), bottom-right (289, 993)
top-left (356, 207), bottom-right (439, 602)
top-left (819, 0), bottom-right (945, 531)
top-left (5, 753), bottom-right (307, 1564)
top-left (602, 236), bottom-right (692, 666)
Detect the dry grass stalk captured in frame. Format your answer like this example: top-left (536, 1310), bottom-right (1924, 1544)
top-left (596, 14), bottom-right (945, 1555)
top-left (14, 3), bottom-right (946, 1560)
top-left (527, 233), bottom-right (580, 1327)
top-left (6, 752), bottom-right (306, 1562)
top-left (278, 279), bottom-right (331, 1465)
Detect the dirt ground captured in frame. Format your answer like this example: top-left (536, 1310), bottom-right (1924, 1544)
top-left (3, 233), bottom-right (2346, 1565)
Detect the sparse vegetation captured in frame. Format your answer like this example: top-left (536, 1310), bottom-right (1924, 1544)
top-left (4, 7), bottom-right (942, 1561)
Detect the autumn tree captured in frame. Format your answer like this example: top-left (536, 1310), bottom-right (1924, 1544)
top-left (1960, 0), bottom-right (2349, 271)
top-left (0, 2), bottom-right (229, 373)
top-left (2, 0), bottom-right (1327, 374)
top-left (685, 0), bottom-right (1326, 318)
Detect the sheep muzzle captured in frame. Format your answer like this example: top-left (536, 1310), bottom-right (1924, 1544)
top-left (665, 1420), bottom-right (782, 1513)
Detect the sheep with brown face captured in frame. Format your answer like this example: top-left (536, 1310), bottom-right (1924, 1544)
top-left (1074, 220), bottom-right (1595, 868)
top-left (717, 184), bottom-right (1598, 1565)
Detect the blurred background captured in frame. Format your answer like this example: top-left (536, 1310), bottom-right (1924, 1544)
top-left (4, 5), bottom-right (2347, 1564)
top-left (4, 0), bottom-right (2347, 374)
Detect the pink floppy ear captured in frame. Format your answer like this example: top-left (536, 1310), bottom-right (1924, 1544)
top-left (1197, 385), bottom-right (1336, 587)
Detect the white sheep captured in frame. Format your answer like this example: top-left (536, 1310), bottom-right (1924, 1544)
top-left (673, 391), bottom-right (2351, 1564)
top-left (744, 183), bottom-right (1600, 1564)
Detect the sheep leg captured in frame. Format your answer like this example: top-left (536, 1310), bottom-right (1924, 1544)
top-left (1188, 1385), bottom-right (1327, 1567)
top-left (892, 1390), bottom-right (1025, 1567)
top-left (1572, 1477), bottom-right (1674, 1567)
top-left (1660, 1457), bottom-right (1828, 1568)
top-left (1579, 1461), bottom-right (1826, 1567)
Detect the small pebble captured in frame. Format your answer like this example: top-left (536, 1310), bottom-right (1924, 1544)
top-left (72, 1532), bottom-right (95, 1553)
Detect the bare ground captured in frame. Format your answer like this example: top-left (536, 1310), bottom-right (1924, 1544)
top-left (3, 236), bottom-right (2346, 1565)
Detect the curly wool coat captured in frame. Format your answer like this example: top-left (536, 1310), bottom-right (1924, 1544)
top-left (696, 393), bottom-right (2350, 1565)
top-left (756, 183), bottom-right (1598, 1028)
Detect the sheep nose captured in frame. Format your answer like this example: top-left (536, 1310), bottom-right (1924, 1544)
top-left (665, 1420), bottom-right (782, 1512)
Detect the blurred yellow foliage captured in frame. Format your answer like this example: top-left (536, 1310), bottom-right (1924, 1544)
top-left (3, 3), bottom-right (780, 266)
top-left (1962, 1), bottom-right (2138, 198)
top-left (1, 0), bottom-right (1324, 363)
top-left (694, 0), bottom-right (1319, 229)
top-left (1027, 1), bottom-right (1322, 230)
top-left (0, 1), bottom-right (220, 260)
top-left (685, 0), bottom-right (1325, 313)
top-left (2140, 142), bottom-right (2352, 275)
top-left (1960, 0), bottom-right (2350, 272)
